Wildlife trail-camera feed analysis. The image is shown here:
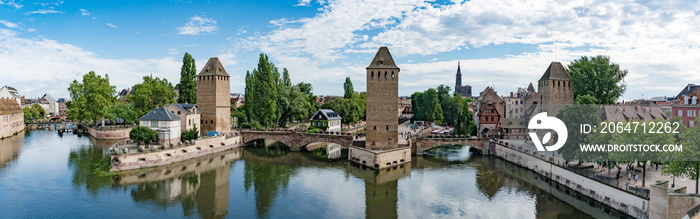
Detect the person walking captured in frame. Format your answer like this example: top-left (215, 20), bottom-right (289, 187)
top-left (628, 172), bottom-right (631, 181)
top-left (634, 174), bottom-right (638, 184)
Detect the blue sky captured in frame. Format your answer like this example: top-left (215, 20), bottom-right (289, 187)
top-left (1, 0), bottom-right (699, 101)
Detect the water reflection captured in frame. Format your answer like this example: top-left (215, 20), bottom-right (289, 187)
top-left (0, 131), bottom-right (614, 218)
top-left (114, 150), bottom-right (242, 218)
top-left (0, 133), bottom-right (24, 168)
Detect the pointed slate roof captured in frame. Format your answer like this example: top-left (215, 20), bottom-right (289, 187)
top-left (139, 107), bottom-right (181, 121)
top-left (198, 57), bottom-right (229, 77)
top-left (527, 82), bottom-right (535, 92)
top-left (366, 47), bottom-right (399, 69)
top-left (538, 62), bottom-right (571, 81)
top-left (456, 62), bottom-right (462, 75)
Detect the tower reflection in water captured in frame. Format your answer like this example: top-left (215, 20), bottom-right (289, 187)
top-left (111, 145), bottom-right (413, 219)
top-left (113, 149), bottom-right (240, 218)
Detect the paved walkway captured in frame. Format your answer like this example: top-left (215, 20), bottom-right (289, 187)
top-left (502, 139), bottom-right (700, 195)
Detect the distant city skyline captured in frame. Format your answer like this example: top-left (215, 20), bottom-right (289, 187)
top-left (1, 0), bottom-right (698, 100)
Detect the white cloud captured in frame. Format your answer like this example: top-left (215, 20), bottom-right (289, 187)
top-left (34, 1), bottom-right (63, 7)
top-left (80, 9), bottom-right (90, 16)
top-left (27, 28), bottom-right (36, 32)
top-left (24, 7), bottom-right (64, 15)
top-left (107, 23), bottom-right (117, 28)
top-left (0, 0), bottom-right (23, 9)
top-left (0, 20), bottom-right (18, 28)
top-left (167, 48), bottom-right (178, 55)
top-left (295, 0), bottom-right (312, 6)
top-left (239, 0), bottom-right (700, 99)
top-left (177, 15), bottom-right (218, 35)
top-left (0, 28), bottom-right (181, 98)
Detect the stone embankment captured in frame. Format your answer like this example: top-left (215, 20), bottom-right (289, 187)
top-left (87, 126), bottom-right (131, 139)
top-left (110, 134), bottom-right (242, 172)
top-left (492, 141), bottom-right (648, 218)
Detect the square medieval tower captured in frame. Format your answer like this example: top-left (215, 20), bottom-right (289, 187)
top-left (196, 57), bottom-right (231, 135)
top-left (365, 47), bottom-right (399, 150)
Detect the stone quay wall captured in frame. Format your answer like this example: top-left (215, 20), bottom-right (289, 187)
top-left (348, 146), bottom-right (411, 169)
top-left (87, 126), bottom-right (131, 139)
top-left (649, 180), bottom-right (700, 219)
top-left (110, 135), bottom-right (242, 172)
top-left (493, 142), bottom-right (648, 218)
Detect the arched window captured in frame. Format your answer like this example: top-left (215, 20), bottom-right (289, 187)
top-left (391, 72), bottom-right (395, 78)
top-left (384, 71), bottom-right (387, 78)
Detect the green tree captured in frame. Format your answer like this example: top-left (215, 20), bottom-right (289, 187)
top-left (343, 77), bottom-right (356, 99)
top-left (67, 71), bottom-right (116, 123)
top-left (101, 102), bottom-right (138, 125)
top-left (128, 76), bottom-right (177, 116)
top-left (610, 119), bottom-right (677, 187)
top-left (251, 53), bottom-right (279, 127)
top-left (297, 82), bottom-right (318, 117)
top-left (177, 52), bottom-right (197, 103)
top-left (181, 124), bottom-right (200, 142)
top-left (663, 117), bottom-right (700, 193)
top-left (129, 126), bottom-right (157, 146)
top-left (282, 68), bottom-right (291, 87)
top-left (436, 85), bottom-right (451, 103)
top-left (568, 55), bottom-right (628, 104)
top-left (278, 85), bottom-right (311, 126)
top-left (22, 107), bottom-right (34, 123)
top-left (412, 88), bottom-right (443, 122)
top-left (574, 94), bottom-right (598, 104)
top-left (322, 98), bottom-right (360, 125)
top-left (556, 104), bottom-right (601, 163)
top-left (31, 104), bottom-right (45, 118)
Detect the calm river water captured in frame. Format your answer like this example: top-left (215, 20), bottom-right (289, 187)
top-left (0, 130), bottom-right (626, 218)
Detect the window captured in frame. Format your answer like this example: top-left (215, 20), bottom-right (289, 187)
top-left (691, 120), bottom-right (695, 127)
top-left (391, 72), bottom-right (395, 78)
top-left (679, 110), bottom-right (684, 117)
top-left (151, 121), bottom-right (157, 127)
top-left (371, 71), bottom-right (374, 78)
top-left (384, 71), bottom-right (387, 78)
top-left (689, 110), bottom-right (697, 117)
top-left (211, 120), bottom-right (213, 124)
top-left (161, 121), bottom-right (166, 127)
top-left (385, 125), bottom-right (389, 130)
top-left (373, 126), bottom-right (377, 130)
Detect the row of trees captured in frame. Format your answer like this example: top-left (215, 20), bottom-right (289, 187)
top-left (320, 77), bottom-right (366, 125)
top-left (66, 71), bottom-right (177, 125)
top-left (239, 54), bottom-right (317, 128)
top-left (410, 85), bottom-right (476, 135)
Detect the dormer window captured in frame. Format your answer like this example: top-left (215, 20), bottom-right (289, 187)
top-left (685, 96), bottom-right (689, 105)
top-left (379, 58), bottom-right (384, 65)
top-left (693, 96), bottom-right (698, 105)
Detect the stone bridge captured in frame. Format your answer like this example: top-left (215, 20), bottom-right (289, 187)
top-left (240, 131), bottom-right (355, 151)
top-left (411, 137), bottom-right (491, 155)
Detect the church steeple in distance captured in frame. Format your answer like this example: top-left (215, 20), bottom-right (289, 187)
top-left (455, 62), bottom-right (462, 88)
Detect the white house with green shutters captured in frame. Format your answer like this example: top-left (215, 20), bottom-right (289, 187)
top-left (310, 109), bottom-right (342, 132)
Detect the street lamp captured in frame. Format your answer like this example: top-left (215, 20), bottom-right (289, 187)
top-left (672, 175), bottom-right (676, 188)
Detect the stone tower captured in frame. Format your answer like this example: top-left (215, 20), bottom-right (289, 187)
top-left (536, 62), bottom-right (574, 117)
top-left (365, 47), bottom-right (399, 150)
top-left (196, 57), bottom-right (231, 135)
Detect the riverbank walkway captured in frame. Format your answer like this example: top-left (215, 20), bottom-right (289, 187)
top-left (503, 139), bottom-right (700, 197)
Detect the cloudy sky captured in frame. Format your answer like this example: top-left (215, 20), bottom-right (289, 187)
top-left (1, 0), bottom-right (699, 100)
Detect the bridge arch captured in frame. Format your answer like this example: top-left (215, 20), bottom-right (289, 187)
top-left (240, 131), bottom-right (354, 151)
top-left (411, 138), bottom-right (488, 155)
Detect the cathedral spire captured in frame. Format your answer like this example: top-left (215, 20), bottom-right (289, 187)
top-left (455, 62), bottom-right (462, 88)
